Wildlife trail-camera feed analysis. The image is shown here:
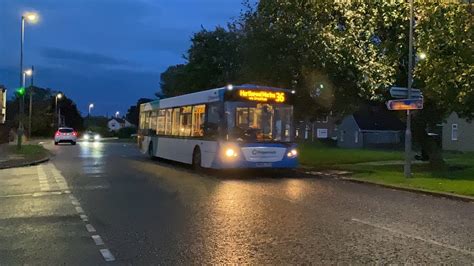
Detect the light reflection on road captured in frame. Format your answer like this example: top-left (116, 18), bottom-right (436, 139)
top-left (79, 142), bottom-right (105, 175)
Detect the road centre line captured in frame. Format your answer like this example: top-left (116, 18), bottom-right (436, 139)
top-left (351, 218), bottom-right (474, 257)
top-left (100, 249), bottom-right (116, 262)
top-left (86, 224), bottom-right (96, 233)
top-left (92, 235), bottom-right (104, 246)
top-left (80, 214), bottom-right (89, 222)
top-left (75, 206), bottom-right (84, 213)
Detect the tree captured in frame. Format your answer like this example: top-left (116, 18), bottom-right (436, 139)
top-left (160, 26), bottom-right (242, 97)
top-left (6, 86), bottom-right (83, 136)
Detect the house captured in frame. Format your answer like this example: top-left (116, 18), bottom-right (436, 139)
top-left (294, 112), bottom-right (338, 141)
top-left (1, 87), bottom-right (6, 124)
top-left (107, 118), bottom-right (134, 132)
top-left (442, 112), bottom-right (474, 152)
top-left (337, 107), bottom-right (405, 149)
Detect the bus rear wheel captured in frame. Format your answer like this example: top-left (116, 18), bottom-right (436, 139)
top-left (192, 148), bottom-right (202, 171)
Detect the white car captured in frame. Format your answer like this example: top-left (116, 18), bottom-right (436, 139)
top-left (54, 127), bottom-right (78, 145)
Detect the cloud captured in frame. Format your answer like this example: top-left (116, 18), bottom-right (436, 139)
top-left (41, 47), bottom-right (136, 67)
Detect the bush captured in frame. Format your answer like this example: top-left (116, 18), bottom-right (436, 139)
top-left (117, 127), bottom-right (136, 139)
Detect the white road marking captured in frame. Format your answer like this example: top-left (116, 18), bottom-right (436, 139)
top-left (71, 200), bottom-right (80, 206)
top-left (69, 195), bottom-right (76, 200)
top-left (86, 224), bottom-right (96, 232)
top-left (351, 218), bottom-right (474, 257)
top-left (64, 190), bottom-right (71, 194)
top-left (99, 249), bottom-right (115, 262)
top-left (80, 214), bottom-right (89, 222)
top-left (75, 206), bottom-right (84, 213)
top-left (92, 235), bottom-right (104, 246)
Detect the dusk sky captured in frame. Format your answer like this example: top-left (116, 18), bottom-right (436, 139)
top-left (0, 0), bottom-right (248, 116)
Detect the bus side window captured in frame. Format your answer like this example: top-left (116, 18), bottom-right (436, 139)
top-left (192, 105), bottom-right (206, 137)
top-left (171, 108), bottom-right (181, 136)
top-left (165, 109), bottom-right (172, 135)
top-left (157, 109), bottom-right (166, 135)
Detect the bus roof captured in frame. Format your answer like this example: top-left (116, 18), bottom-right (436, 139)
top-left (140, 84), bottom-right (289, 111)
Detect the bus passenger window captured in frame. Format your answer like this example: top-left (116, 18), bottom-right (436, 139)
top-left (165, 109), bottom-right (172, 135)
top-left (192, 105), bottom-right (205, 137)
top-left (157, 109), bottom-right (166, 135)
top-left (180, 106), bottom-right (192, 136)
top-left (171, 108), bottom-right (180, 136)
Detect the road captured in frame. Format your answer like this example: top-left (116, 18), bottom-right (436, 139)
top-left (0, 141), bottom-right (473, 264)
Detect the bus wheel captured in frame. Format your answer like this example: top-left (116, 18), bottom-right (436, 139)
top-left (192, 148), bottom-right (202, 171)
top-left (148, 142), bottom-right (154, 158)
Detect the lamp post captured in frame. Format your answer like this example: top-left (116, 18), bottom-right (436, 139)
top-left (55, 93), bottom-right (63, 128)
top-left (23, 68), bottom-right (34, 138)
top-left (88, 103), bottom-right (94, 117)
top-left (18, 11), bottom-right (39, 149)
top-left (115, 111), bottom-right (120, 118)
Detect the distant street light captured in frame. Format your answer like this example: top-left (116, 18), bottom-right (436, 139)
top-left (115, 111), bottom-right (120, 118)
top-left (22, 68), bottom-right (32, 87)
top-left (88, 103), bottom-right (94, 117)
top-left (25, 66), bottom-right (35, 138)
top-left (18, 11), bottom-right (39, 149)
top-left (55, 93), bottom-right (63, 128)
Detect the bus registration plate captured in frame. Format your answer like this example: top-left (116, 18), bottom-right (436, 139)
top-left (256, 163), bottom-right (272, 167)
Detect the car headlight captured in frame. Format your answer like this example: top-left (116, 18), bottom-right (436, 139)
top-left (94, 134), bottom-right (100, 140)
top-left (225, 148), bottom-right (237, 157)
top-left (287, 149), bottom-right (297, 158)
top-left (83, 134), bottom-right (90, 140)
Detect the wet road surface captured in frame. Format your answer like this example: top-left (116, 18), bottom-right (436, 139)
top-left (0, 141), bottom-right (473, 264)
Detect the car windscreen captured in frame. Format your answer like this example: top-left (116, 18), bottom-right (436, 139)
top-left (59, 128), bottom-right (73, 133)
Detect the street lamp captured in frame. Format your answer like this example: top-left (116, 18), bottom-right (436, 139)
top-left (88, 103), bottom-right (94, 117)
top-left (55, 93), bottom-right (63, 128)
top-left (115, 111), bottom-right (120, 118)
top-left (18, 11), bottom-right (39, 149)
top-left (23, 67), bottom-right (35, 138)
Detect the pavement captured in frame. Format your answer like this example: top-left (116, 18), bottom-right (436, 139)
top-left (0, 141), bottom-right (473, 264)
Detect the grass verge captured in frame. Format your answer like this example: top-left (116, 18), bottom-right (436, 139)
top-left (7, 144), bottom-right (49, 161)
top-left (299, 142), bottom-right (474, 197)
top-left (299, 142), bottom-right (403, 169)
top-left (340, 152), bottom-right (474, 197)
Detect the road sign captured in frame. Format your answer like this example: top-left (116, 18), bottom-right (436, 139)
top-left (390, 87), bottom-right (422, 99)
top-left (386, 98), bottom-right (423, 111)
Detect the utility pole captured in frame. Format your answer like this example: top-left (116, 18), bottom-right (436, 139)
top-left (17, 16), bottom-right (25, 149)
top-left (404, 0), bottom-right (414, 178)
top-left (28, 65), bottom-right (34, 138)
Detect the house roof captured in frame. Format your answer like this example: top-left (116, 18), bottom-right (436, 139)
top-left (353, 107), bottom-right (405, 131)
top-left (110, 118), bottom-right (127, 124)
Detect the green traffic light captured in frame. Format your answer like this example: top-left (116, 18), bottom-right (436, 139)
top-left (16, 87), bottom-right (26, 96)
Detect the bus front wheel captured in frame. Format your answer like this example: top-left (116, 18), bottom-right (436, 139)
top-left (192, 147), bottom-right (202, 171)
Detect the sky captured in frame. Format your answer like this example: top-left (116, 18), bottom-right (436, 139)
top-left (0, 0), bottom-right (248, 116)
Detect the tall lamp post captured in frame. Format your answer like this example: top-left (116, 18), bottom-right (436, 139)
top-left (55, 93), bottom-right (63, 128)
top-left (23, 68), bottom-right (33, 138)
top-left (18, 11), bottom-right (39, 149)
top-left (115, 111), bottom-right (120, 118)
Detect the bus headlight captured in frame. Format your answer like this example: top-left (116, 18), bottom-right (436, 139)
top-left (94, 134), bottom-right (100, 141)
top-left (225, 148), bottom-right (237, 157)
top-left (83, 134), bottom-right (90, 140)
top-left (287, 149), bottom-right (297, 158)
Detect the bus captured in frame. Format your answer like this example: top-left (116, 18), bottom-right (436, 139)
top-left (138, 84), bottom-right (298, 169)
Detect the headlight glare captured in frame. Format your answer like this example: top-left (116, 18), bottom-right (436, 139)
top-left (225, 148), bottom-right (236, 157)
